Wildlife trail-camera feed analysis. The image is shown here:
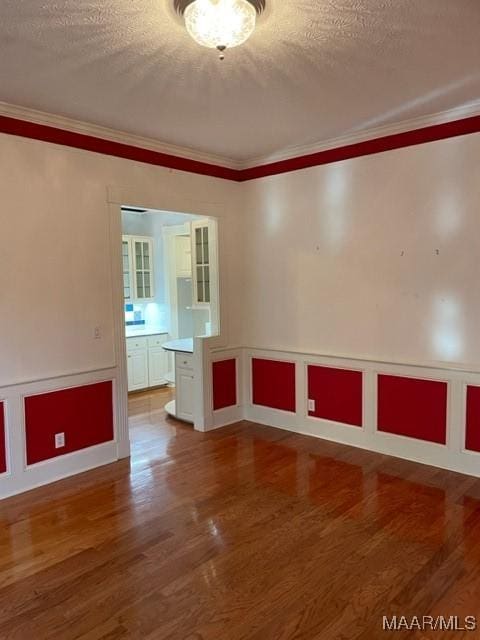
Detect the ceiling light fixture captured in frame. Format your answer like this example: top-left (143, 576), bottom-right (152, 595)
top-left (174, 0), bottom-right (265, 59)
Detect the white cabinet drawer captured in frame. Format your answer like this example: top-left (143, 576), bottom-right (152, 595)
top-left (126, 336), bottom-right (147, 352)
top-left (147, 334), bottom-right (168, 348)
top-left (175, 352), bottom-right (193, 370)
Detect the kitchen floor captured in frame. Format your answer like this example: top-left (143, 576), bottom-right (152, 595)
top-left (128, 386), bottom-right (178, 464)
top-left (128, 386), bottom-right (174, 424)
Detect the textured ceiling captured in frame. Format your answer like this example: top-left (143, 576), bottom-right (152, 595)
top-left (0, 0), bottom-right (479, 162)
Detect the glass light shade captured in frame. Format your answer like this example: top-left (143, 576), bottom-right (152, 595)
top-left (184, 0), bottom-right (256, 50)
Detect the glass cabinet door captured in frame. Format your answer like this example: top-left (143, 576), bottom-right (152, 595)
top-left (193, 224), bottom-right (210, 305)
top-left (133, 239), bottom-right (154, 300)
top-left (122, 236), bottom-right (154, 301)
top-left (122, 239), bottom-right (132, 300)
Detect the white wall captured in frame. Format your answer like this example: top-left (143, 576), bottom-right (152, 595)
top-left (0, 132), bottom-right (242, 389)
top-left (121, 210), bottom-right (153, 237)
top-left (242, 133), bottom-right (480, 371)
top-left (2, 129), bottom-right (478, 391)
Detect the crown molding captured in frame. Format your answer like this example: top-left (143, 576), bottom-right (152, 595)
top-left (0, 100), bottom-right (479, 181)
top-left (239, 100), bottom-right (480, 170)
top-left (0, 101), bottom-right (243, 170)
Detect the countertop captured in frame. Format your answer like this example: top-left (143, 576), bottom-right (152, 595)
top-left (125, 326), bottom-right (168, 338)
top-left (162, 338), bottom-right (194, 354)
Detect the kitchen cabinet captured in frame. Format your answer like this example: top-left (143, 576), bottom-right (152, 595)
top-left (148, 348), bottom-right (168, 387)
top-left (191, 221), bottom-right (211, 306)
top-left (148, 335), bottom-right (169, 387)
top-left (175, 352), bottom-right (194, 422)
top-left (122, 238), bottom-right (133, 300)
top-left (175, 235), bottom-right (192, 278)
top-left (126, 334), bottom-right (168, 392)
top-left (122, 235), bottom-right (154, 301)
top-left (126, 348), bottom-right (148, 391)
top-left (162, 340), bottom-right (194, 424)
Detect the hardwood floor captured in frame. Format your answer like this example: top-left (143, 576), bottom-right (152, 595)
top-left (1, 388), bottom-right (480, 639)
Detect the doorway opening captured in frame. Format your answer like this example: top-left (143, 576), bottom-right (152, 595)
top-left (120, 206), bottom-right (219, 440)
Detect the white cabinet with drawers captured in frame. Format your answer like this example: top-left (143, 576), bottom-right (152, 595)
top-left (126, 333), bottom-right (169, 392)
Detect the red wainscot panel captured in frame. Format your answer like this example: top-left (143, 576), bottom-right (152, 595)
top-left (307, 365), bottom-right (363, 427)
top-left (377, 375), bottom-right (447, 444)
top-left (212, 359), bottom-right (237, 411)
top-left (0, 402), bottom-right (6, 474)
top-left (252, 358), bottom-right (296, 413)
top-left (466, 385), bottom-right (480, 453)
top-left (25, 381), bottom-right (114, 465)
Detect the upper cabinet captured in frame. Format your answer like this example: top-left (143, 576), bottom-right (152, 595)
top-left (122, 235), bottom-right (154, 301)
top-left (122, 238), bottom-right (133, 300)
top-left (175, 235), bottom-right (192, 278)
top-left (192, 220), bottom-right (211, 306)
top-left (133, 238), bottom-right (154, 299)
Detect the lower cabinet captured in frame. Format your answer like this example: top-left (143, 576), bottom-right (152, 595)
top-left (176, 367), bottom-right (194, 422)
top-left (127, 349), bottom-right (149, 391)
top-left (148, 347), bottom-right (169, 388)
top-left (175, 352), bottom-right (194, 422)
top-left (127, 334), bottom-right (169, 392)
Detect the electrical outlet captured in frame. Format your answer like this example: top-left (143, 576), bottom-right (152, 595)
top-left (55, 432), bottom-right (65, 449)
top-left (94, 326), bottom-right (101, 339)
top-left (308, 399), bottom-right (316, 412)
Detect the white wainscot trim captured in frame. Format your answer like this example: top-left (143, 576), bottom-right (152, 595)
top-left (242, 347), bottom-right (480, 479)
top-left (212, 404), bottom-right (244, 430)
top-left (0, 367), bottom-right (121, 500)
top-left (204, 348), bottom-right (244, 431)
top-left (0, 441), bottom-right (118, 500)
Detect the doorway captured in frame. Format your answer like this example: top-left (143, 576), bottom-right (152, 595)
top-left (120, 206), bottom-right (219, 437)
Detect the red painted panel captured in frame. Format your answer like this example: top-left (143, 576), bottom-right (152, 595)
top-left (308, 365), bottom-right (362, 427)
top-left (466, 385), bottom-right (480, 452)
top-left (0, 402), bottom-right (6, 474)
top-left (252, 358), bottom-right (296, 413)
top-left (377, 375), bottom-right (447, 444)
top-left (25, 381), bottom-right (114, 465)
top-left (212, 359), bottom-right (237, 411)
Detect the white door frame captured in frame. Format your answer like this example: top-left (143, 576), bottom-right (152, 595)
top-left (107, 186), bottom-right (231, 450)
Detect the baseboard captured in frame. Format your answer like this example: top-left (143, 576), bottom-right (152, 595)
top-left (238, 347), bottom-right (480, 479)
top-left (0, 441), bottom-right (119, 499)
top-left (245, 398), bottom-right (480, 479)
top-left (210, 404), bottom-right (244, 430)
